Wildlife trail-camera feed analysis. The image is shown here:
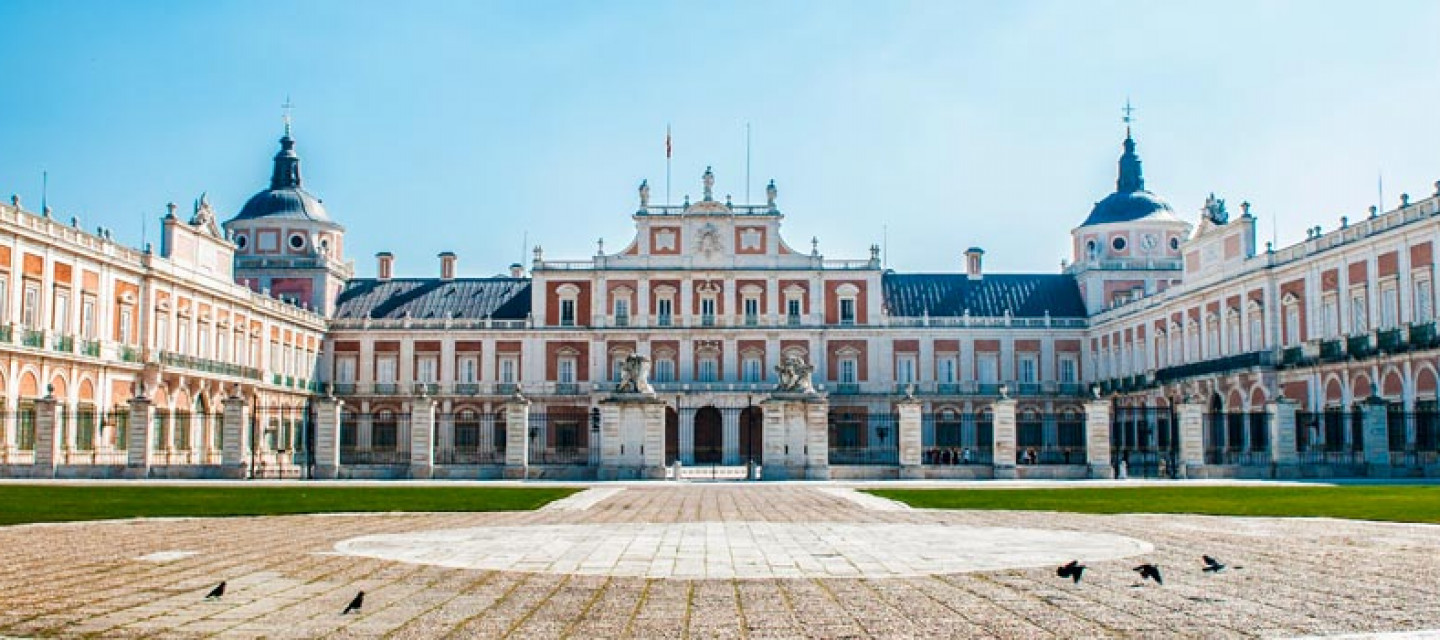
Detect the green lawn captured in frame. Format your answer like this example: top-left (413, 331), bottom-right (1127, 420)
top-left (0, 485), bottom-right (580, 526)
top-left (865, 485), bottom-right (1440, 524)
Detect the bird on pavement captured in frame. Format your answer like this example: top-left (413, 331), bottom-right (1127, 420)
top-left (1056, 560), bottom-right (1086, 583)
top-left (1133, 564), bottom-right (1163, 585)
top-left (342, 591), bottom-right (365, 615)
top-left (1202, 555), bottom-right (1242, 573)
top-left (204, 581), bottom-right (225, 600)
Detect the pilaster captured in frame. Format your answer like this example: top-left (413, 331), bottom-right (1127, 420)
top-left (126, 395), bottom-right (155, 478)
top-left (503, 394), bottom-right (530, 479)
top-left (31, 395), bottom-right (61, 477)
top-left (1177, 402), bottom-right (1207, 478)
top-left (221, 394), bottom-right (250, 479)
top-left (991, 396), bottom-right (1018, 479)
top-left (409, 394), bottom-right (436, 479)
top-left (1361, 394), bottom-right (1391, 468)
top-left (1084, 397), bottom-right (1114, 479)
top-left (896, 397), bottom-right (923, 479)
top-left (313, 395), bottom-right (343, 479)
top-left (1267, 398), bottom-right (1299, 478)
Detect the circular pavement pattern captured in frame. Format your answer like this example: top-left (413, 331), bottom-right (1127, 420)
top-left (334, 521), bottom-right (1154, 579)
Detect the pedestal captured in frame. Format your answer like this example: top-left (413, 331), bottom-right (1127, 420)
top-left (896, 398), bottom-right (923, 479)
top-left (221, 396), bottom-right (251, 479)
top-left (31, 396), bottom-right (61, 477)
top-left (410, 397), bottom-right (436, 479)
top-left (598, 393), bottom-right (667, 480)
top-left (503, 395), bottom-right (530, 479)
top-left (313, 396), bottom-right (343, 479)
top-left (1084, 399), bottom-right (1115, 479)
top-left (760, 393), bottom-right (828, 481)
top-left (1267, 399), bottom-right (1300, 478)
top-left (1361, 395), bottom-right (1391, 470)
top-left (991, 398), bottom-right (1017, 479)
top-left (1177, 402), bottom-right (1206, 479)
top-left (126, 396), bottom-right (155, 479)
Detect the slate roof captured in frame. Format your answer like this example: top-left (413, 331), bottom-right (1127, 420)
top-left (881, 273), bottom-right (1086, 318)
top-left (333, 278), bottom-right (532, 320)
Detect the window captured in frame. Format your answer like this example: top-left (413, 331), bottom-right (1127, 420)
top-left (0, 275), bottom-right (8, 322)
top-left (1111, 235), bottom-right (1127, 252)
top-left (234, 234), bottom-right (248, 250)
top-left (839, 358), bottom-right (857, 383)
top-left (80, 296), bottom-right (95, 339)
top-left (21, 282), bottom-right (38, 327)
top-left (1415, 277), bottom-right (1433, 321)
top-left (198, 326), bottom-right (210, 358)
top-left (937, 356), bottom-right (957, 383)
top-left (1018, 355), bottom-right (1037, 383)
top-left (1227, 316), bottom-right (1241, 354)
top-left (1059, 357), bottom-right (1077, 383)
top-left (458, 356), bottom-right (478, 383)
top-left (787, 298), bottom-right (802, 324)
top-left (700, 297), bottom-right (716, 325)
top-left (1248, 312), bottom-right (1264, 351)
top-left (376, 356), bottom-right (397, 383)
top-left (53, 289), bottom-right (69, 333)
top-left (1205, 319), bottom-right (1219, 358)
top-left (499, 356), bottom-right (517, 383)
top-left (743, 297), bottom-right (760, 326)
top-left (178, 321), bottom-right (191, 355)
top-left (654, 358), bottom-right (675, 382)
top-left (416, 356), bottom-right (438, 383)
top-left (1350, 289), bottom-right (1367, 333)
top-left (977, 354), bottom-right (998, 383)
top-left (118, 307), bottom-right (132, 344)
top-left (335, 357), bottom-right (357, 382)
top-left (613, 299), bottom-right (630, 326)
top-left (1322, 295), bottom-right (1339, 338)
top-left (839, 298), bottom-right (855, 325)
top-left (557, 357), bottom-right (575, 383)
top-left (155, 314), bottom-right (170, 351)
top-left (742, 357), bottom-right (762, 382)
top-left (611, 356), bottom-right (626, 381)
top-left (1284, 304), bottom-right (1301, 346)
top-left (657, 298), bottom-right (673, 326)
top-left (896, 355), bottom-right (916, 383)
top-left (697, 357), bottom-right (718, 382)
top-left (559, 299), bottom-right (576, 327)
top-left (1380, 283), bottom-right (1398, 328)
top-left (288, 233), bottom-right (306, 250)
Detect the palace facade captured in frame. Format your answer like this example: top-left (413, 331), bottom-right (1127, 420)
top-left (1, 124), bottom-right (1436, 479)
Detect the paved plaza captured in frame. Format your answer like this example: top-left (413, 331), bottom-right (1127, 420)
top-left (1, 482), bottom-right (1438, 638)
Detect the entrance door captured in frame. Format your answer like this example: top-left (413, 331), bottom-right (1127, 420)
top-left (739, 406), bottom-right (763, 464)
top-left (693, 406), bottom-right (723, 464)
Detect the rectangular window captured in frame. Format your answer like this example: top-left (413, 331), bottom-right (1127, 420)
top-left (217, 330), bottom-right (229, 361)
top-left (22, 282), bottom-right (38, 328)
top-left (1350, 290), bottom-right (1367, 333)
top-left (1322, 296), bottom-right (1339, 338)
top-left (155, 314), bottom-right (170, 351)
top-left (559, 299), bottom-right (575, 327)
top-left (896, 355), bottom-right (916, 383)
top-left (977, 354), bottom-right (999, 383)
top-left (178, 321), bottom-right (191, 355)
top-left (1228, 321), bottom-right (1241, 354)
top-left (937, 356), bottom-right (956, 383)
top-left (557, 358), bottom-right (575, 383)
top-left (336, 357), bottom-right (357, 382)
top-left (613, 299), bottom-right (629, 326)
top-left (743, 358), bottom-right (762, 382)
top-left (458, 356), bottom-right (478, 382)
top-left (1380, 284), bottom-right (1398, 328)
top-left (53, 289), bottom-right (69, 333)
top-left (743, 298), bottom-right (760, 325)
top-left (499, 356), bottom-right (517, 383)
top-left (787, 298), bottom-right (802, 322)
top-left (612, 357), bottom-right (625, 381)
top-left (0, 275), bottom-right (8, 322)
top-left (198, 326), bottom-right (210, 358)
top-left (1415, 278), bottom-right (1433, 321)
top-left (657, 298), bottom-right (673, 326)
top-left (416, 356), bottom-right (438, 383)
top-left (376, 356), bottom-right (397, 383)
top-left (1248, 313), bottom-right (1263, 350)
top-left (697, 358), bottom-right (718, 382)
top-left (80, 296), bottom-right (95, 339)
top-left (1018, 355), bottom-right (1037, 383)
top-left (839, 298), bottom-right (856, 325)
top-left (1059, 357), bottom-right (1077, 383)
top-left (840, 358), bottom-right (857, 383)
top-left (700, 297), bottom-right (715, 320)
top-left (1284, 305), bottom-right (1301, 346)
top-left (655, 359), bottom-right (674, 382)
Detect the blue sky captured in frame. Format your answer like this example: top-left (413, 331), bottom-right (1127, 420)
top-left (2, 1), bottom-right (1439, 277)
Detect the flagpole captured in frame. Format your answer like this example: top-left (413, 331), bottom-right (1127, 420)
top-left (745, 123), bottom-right (751, 204)
top-left (666, 124), bottom-right (672, 206)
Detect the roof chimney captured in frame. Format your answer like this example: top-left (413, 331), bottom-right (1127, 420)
top-left (509, 262), bottom-right (524, 278)
top-left (439, 251), bottom-right (456, 280)
top-left (964, 247), bottom-right (985, 280)
top-left (376, 252), bottom-right (394, 281)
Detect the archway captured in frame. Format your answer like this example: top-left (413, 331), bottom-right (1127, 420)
top-left (739, 406), bottom-right (763, 464)
top-left (693, 406), bottom-right (722, 464)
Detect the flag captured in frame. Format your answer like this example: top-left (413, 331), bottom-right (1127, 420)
top-left (666, 126), bottom-right (672, 159)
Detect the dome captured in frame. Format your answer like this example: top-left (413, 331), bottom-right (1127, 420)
top-left (1078, 130), bottom-right (1180, 227)
top-left (236, 186), bottom-right (332, 223)
top-left (1082, 189), bottom-right (1178, 226)
top-left (227, 132), bottom-right (340, 227)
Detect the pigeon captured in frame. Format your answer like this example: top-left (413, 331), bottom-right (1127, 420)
top-left (204, 581), bottom-right (225, 600)
top-left (342, 591), bottom-right (365, 615)
top-left (1133, 564), bottom-right (1163, 585)
top-left (1056, 560), bottom-right (1086, 583)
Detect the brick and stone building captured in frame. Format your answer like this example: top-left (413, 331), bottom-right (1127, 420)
top-left (0, 123), bottom-right (1435, 479)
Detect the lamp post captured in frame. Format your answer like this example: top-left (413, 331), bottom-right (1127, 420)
top-left (528, 426), bottom-right (539, 464)
top-left (589, 407), bottom-right (601, 466)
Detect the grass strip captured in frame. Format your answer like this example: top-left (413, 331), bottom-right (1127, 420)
top-left (865, 485), bottom-right (1440, 524)
top-left (0, 485), bottom-right (580, 525)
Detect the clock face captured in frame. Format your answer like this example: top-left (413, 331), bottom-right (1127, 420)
top-left (1140, 233), bottom-right (1158, 252)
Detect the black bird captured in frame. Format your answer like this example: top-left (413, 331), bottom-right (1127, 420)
top-left (1133, 564), bottom-right (1163, 585)
top-left (204, 581), bottom-right (225, 600)
top-left (342, 591), bottom-right (365, 615)
top-left (1056, 560), bottom-right (1086, 583)
top-left (1202, 555), bottom-right (1227, 573)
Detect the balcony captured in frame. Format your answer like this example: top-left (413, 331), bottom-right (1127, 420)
top-left (1154, 350), bottom-right (1274, 384)
top-left (1319, 339), bottom-right (1345, 362)
top-left (51, 334), bottom-right (73, 353)
top-left (80, 340), bottom-right (101, 357)
top-left (160, 351), bottom-right (263, 380)
top-left (1411, 322), bottom-right (1437, 349)
top-left (454, 383), bottom-right (481, 395)
top-left (834, 383), bottom-right (861, 395)
top-left (613, 314), bottom-right (630, 328)
top-left (554, 382), bottom-right (582, 395)
top-left (657, 315), bottom-right (673, 327)
top-left (1281, 345), bottom-right (1307, 367)
top-left (1346, 334), bottom-right (1374, 360)
top-left (332, 382), bottom-right (356, 395)
top-left (1015, 382), bottom-right (1043, 396)
top-left (700, 314), bottom-right (715, 327)
top-left (21, 329), bottom-right (43, 348)
top-left (787, 314), bottom-right (801, 326)
top-left (0, 325), bottom-right (11, 343)
top-left (373, 383), bottom-right (399, 395)
top-left (1377, 328), bottom-right (1405, 353)
top-left (496, 382), bottom-right (520, 395)
top-left (744, 314), bottom-right (759, 327)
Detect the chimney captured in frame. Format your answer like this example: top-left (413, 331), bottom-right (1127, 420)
top-left (509, 262), bottom-right (525, 278)
top-left (964, 247), bottom-right (985, 280)
top-left (376, 252), bottom-right (394, 281)
top-left (439, 251), bottom-right (457, 280)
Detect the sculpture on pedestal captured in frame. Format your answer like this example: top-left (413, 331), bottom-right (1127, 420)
top-left (774, 356), bottom-right (816, 394)
top-left (615, 353), bottom-right (654, 395)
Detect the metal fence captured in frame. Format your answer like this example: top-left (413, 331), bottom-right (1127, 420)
top-left (1015, 412), bottom-right (1087, 465)
top-left (527, 409), bottom-right (590, 465)
top-left (435, 410), bottom-right (506, 465)
top-left (1111, 406), bottom-right (1177, 478)
top-left (922, 410), bottom-right (994, 465)
top-left (1204, 412), bottom-right (1269, 465)
top-left (1297, 409), bottom-right (1363, 454)
top-left (1387, 410), bottom-right (1440, 467)
top-left (827, 410), bottom-right (898, 465)
top-left (339, 410), bottom-right (411, 465)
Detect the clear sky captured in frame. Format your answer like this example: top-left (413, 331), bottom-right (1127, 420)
top-left (2, 1), bottom-right (1439, 278)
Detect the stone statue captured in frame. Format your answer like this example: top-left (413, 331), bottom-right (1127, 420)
top-left (638, 179), bottom-right (650, 209)
top-left (1203, 192), bottom-right (1229, 225)
top-left (702, 166), bottom-right (715, 201)
top-left (766, 179), bottom-right (778, 209)
top-left (774, 356), bottom-right (816, 394)
top-left (615, 353), bottom-right (654, 395)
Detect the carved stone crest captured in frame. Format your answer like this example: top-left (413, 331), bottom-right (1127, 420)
top-left (695, 223), bottom-right (723, 257)
top-left (774, 355), bottom-right (816, 394)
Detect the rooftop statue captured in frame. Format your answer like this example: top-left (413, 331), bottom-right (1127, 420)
top-left (775, 355), bottom-right (816, 394)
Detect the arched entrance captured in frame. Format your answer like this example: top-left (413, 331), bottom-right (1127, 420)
top-left (739, 406), bottom-right (763, 464)
top-left (693, 406), bottom-right (723, 464)
top-left (665, 407), bottom-right (679, 465)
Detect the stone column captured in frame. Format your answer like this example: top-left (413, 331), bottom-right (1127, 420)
top-left (803, 397), bottom-right (829, 480)
top-left (991, 395), bottom-right (1018, 479)
top-left (31, 394), bottom-right (61, 477)
top-left (503, 394), bottom-right (530, 479)
top-left (1360, 394), bottom-right (1391, 469)
top-left (896, 396), bottom-right (923, 479)
top-left (1084, 397), bottom-right (1114, 479)
top-left (126, 394), bottom-right (155, 479)
top-left (410, 395), bottom-right (437, 479)
top-left (1176, 401), bottom-right (1207, 478)
top-left (1267, 398), bottom-right (1299, 478)
top-left (679, 408), bottom-right (695, 465)
top-left (313, 395), bottom-right (343, 479)
top-left (221, 395), bottom-right (250, 479)
top-left (722, 409), bottom-right (740, 465)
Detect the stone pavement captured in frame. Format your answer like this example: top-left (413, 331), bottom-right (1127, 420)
top-left (0, 483), bottom-right (1437, 638)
